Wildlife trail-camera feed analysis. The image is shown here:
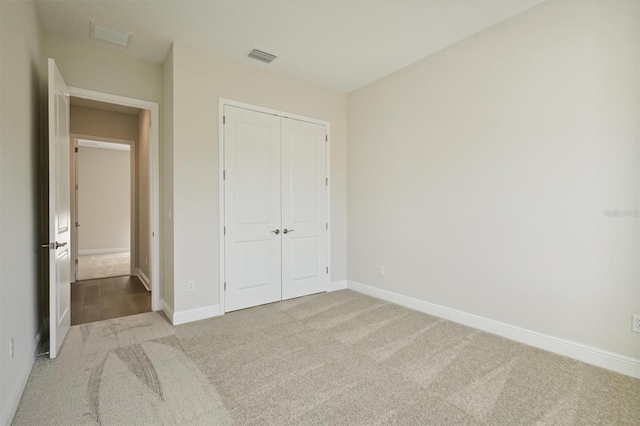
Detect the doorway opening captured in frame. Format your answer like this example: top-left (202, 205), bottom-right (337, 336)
top-left (74, 138), bottom-right (132, 281)
top-left (68, 96), bottom-right (154, 325)
top-left (46, 59), bottom-right (161, 357)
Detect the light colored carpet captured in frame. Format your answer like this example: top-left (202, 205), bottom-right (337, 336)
top-left (77, 252), bottom-right (130, 281)
top-left (13, 290), bottom-right (640, 425)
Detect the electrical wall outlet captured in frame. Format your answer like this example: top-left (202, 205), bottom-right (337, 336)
top-left (378, 265), bottom-right (385, 276)
top-left (10, 337), bottom-right (14, 360)
top-left (188, 280), bottom-right (196, 292)
top-left (633, 314), bottom-right (640, 333)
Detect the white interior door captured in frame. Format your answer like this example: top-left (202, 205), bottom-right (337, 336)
top-left (47, 58), bottom-right (71, 358)
top-left (281, 118), bottom-right (328, 300)
top-left (224, 106), bottom-right (282, 312)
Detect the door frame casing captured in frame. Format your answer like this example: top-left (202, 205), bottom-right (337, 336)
top-left (218, 98), bottom-right (331, 315)
top-left (69, 87), bottom-right (161, 311)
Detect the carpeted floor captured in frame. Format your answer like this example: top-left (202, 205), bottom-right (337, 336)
top-left (77, 252), bottom-right (131, 281)
top-left (13, 290), bottom-right (640, 425)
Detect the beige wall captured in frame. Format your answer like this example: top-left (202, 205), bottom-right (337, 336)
top-left (42, 34), bottom-right (162, 103)
top-left (137, 110), bottom-right (151, 279)
top-left (347, 1), bottom-right (640, 359)
top-left (70, 105), bottom-right (139, 141)
top-left (169, 42), bottom-right (347, 314)
top-left (0, 1), bottom-right (42, 424)
top-left (77, 147), bottom-right (131, 252)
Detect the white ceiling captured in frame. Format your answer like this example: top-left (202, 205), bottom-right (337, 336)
top-left (36, 0), bottom-right (544, 93)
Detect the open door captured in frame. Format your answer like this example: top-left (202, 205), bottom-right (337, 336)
top-left (47, 58), bottom-right (71, 358)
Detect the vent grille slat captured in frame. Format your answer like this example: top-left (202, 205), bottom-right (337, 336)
top-left (248, 49), bottom-right (277, 64)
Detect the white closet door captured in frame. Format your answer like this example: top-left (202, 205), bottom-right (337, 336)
top-left (224, 106), bottom-right (282, 312)
top-left (281, 118), bottom-right (328, 300)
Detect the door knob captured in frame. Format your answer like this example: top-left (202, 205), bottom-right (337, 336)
top-left (271, 229), bottom-right (280, 235)
top-left (41, 242), bottom-right (68, 249)
top-left (283, 229), bottom-right (294, 234)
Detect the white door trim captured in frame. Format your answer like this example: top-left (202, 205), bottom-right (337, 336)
top-left (69, 87), bottom-right (161, 312)
top-left (218, 98), bottom-right (331, 315)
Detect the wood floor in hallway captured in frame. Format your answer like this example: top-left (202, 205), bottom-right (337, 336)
top-left (71, 275), bottom-right (151, 325)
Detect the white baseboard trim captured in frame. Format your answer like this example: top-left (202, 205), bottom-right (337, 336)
top-left (172, 304), bottom-right (220, 326)
top-left (347, 280), bottom-right (640, 379)
top-left (1, 323), bottom-right (43, 426)
top-left (328, 280), bottom-right (348, 291)
top-left (161, 299), bottom-right (175, 324)
top-left (136, 268), bottom-right (150, 291)
top-left (78, 247), bottom-right (129, 255)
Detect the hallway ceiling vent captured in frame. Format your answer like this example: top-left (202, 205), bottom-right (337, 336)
top-left (247, 49), bottom-right (277, 64)
top-left (90, 22), bottom-right (134, 48)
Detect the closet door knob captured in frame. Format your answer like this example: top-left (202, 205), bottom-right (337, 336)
top-left (283, 229), bottom-right (294, 234)
top-left (271, 229), bottom-right (280, 235)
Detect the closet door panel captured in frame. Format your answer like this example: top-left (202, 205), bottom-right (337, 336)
top-left (224, 106), bottom-right (282, 312)
top-left (281, 118), bottom-right (328, 300)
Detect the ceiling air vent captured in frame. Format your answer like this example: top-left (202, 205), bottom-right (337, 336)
top-left (248, 49), bottom-right (277, 64)
top-left (90, 22), bottom-right (133, 48)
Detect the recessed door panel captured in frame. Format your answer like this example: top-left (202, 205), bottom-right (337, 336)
top-left (57, 249), bottom-right (70, 325)
top-left (290, 134), bottom-right (318, 223)
top-left (290, 237), bottom-right (319, 281)
top-left (281, 118), bottom-right (328, 300)
top-left (56, 94), bottom-right (71, 235)
top-left (224, 106), bottom-right (282, 312)
top-left (236, 240), bottom-right (271, 291)
top-left (237, 123), bottom-right (272, 224)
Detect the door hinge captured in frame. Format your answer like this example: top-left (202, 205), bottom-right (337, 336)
top-left (75, 184), bottom-right (78, 190)
top-left (223, 170), bottom-right (226, 180)
top-left (223, 116), bottom-right (226, 125)
top-left (224, 282), bottom-right (226, 291)
top-left (326, 222), bottom-right (328, 230)
top-left (325, 178), bottom-right (328, 186)
top-left (326, 266), bottom-right (329, 274)
top-left (74, 147), bottom-right (78, 153)
top-left (325, 135), bottom-right (328, 142)
top-left (224, 226), bottom-right (226, 235)
top-left (75, 259), bottom-right (78, 264)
